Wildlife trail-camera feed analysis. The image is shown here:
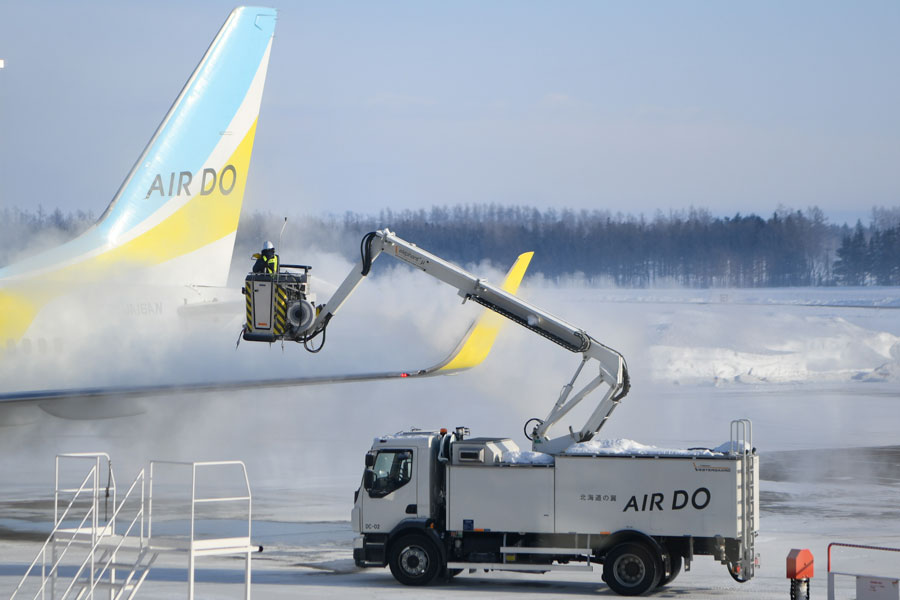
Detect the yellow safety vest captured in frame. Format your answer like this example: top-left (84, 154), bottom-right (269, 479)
top-left (266, 255), bottom-right (279, 274)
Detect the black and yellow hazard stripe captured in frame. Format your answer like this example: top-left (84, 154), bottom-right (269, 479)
top-left (245, 281), bottom-right (253, 331)
top-left (274, 284), bottom-right (288, 335)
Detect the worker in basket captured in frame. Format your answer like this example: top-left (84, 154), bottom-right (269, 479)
top-left (252, 241), bottom-right (279, 275)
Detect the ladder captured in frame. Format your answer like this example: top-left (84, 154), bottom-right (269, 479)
top-left (10, 453), bottom-right (153, 600)
top-left (730, 419), bottom-right (758, 581)
top-left (10, 455), bottom-right (254, 600)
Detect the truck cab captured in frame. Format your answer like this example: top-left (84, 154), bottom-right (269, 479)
top-left (352, 431), bottom-right (445, 573)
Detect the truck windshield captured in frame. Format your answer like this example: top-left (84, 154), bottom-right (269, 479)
top-left (370, 450), bottom-right (413, 498)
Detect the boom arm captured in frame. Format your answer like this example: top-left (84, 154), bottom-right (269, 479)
top-left (310, 229), bottom-right (630, 454)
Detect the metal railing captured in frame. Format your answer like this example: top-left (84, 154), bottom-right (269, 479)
top-left (12, 456), bottom-right (253, 600)
top-left (828, 542), bottom-right (900, 600)
top-left (11, 467), bottom-right (98, 599)
top-left (68, 469), bottom-right (147, 600)
top-left (54, 453), bottom-right (116, 540)
top-left (12, 453), bottom-right (118, 600)
top-left (149, 460), bottom-right (252, 600)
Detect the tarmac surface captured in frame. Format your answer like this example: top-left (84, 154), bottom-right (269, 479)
top-left (3, 445), bottom-right (900, 598)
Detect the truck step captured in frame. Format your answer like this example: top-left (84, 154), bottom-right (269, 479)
top-left (447, 561), bottom-right (593, 573)
top-left (500, 546), bottom-right (593, 556)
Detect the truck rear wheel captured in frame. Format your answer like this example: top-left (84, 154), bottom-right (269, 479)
top-left (603, 542), bottom-right (661, 596)
top-left (389, 534), bottom-right (441, 586)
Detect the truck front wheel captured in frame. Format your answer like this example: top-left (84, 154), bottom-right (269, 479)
top-left (603, 542), bottom-right (661, 596)
top-left (389, 534), bottom-right (441, 586)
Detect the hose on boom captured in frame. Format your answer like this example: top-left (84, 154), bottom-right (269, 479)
top-left (360, 231), bottom-right (378, 276)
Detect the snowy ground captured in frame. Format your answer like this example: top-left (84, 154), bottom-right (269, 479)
top-left (1, 283), bottom-right (899, 598)
top-left (3, 477), bottom-right (899, 599)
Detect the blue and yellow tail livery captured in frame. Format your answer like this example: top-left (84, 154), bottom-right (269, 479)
top-left (0, 7), bottom-right (277, 345)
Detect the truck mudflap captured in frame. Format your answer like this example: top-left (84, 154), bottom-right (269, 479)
top-left (599, 530), bottom-right (676, 580)
top-left (354, 533), bottom-right (388, 567)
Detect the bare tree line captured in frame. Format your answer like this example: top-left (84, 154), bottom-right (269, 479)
top-left (4, 204), bottom-right (898, 287)
top-left (240, 205), bottom-right (900, 287)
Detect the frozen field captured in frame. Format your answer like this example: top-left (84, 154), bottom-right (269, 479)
top-left (1, 281), bottom-right (899, 598)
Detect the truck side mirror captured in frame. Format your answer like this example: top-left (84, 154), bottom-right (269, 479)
top-left (365, 453), bottom-right (375, 468)
top-left (363, 469), bottom-right (376, 491)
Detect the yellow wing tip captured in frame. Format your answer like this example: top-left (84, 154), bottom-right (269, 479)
top-left (502, 251), bottom-right (533, 294)
top-left (438, 251), bottom-right (533, 372)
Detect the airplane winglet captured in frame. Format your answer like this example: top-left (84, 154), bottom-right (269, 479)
top-left (429, 251), bottom-right (534, 374)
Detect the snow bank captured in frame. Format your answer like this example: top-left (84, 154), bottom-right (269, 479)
top-left (523, 286), bottom-right (900, 387)
top-left (534, 286), bottom-right (900, 309)
top-left (650, 309), bottom-right (900, 385)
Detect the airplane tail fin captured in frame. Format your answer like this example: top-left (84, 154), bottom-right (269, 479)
top-left (432, 251), bottom-right (535, 373)
top-left (1, 7), bottom-right (277, 286)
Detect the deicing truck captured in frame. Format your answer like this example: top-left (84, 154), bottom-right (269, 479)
top-left (352, 423), bottom-right (757, 596)
top-left (252, 229), bottom-right (759, 596)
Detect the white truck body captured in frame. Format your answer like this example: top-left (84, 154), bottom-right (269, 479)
top-left (353, 423), bottom-right (758, 596)
top-left (447, 453), bottom-right (757, 538)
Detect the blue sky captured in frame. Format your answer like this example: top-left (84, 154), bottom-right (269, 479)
top-left (1, 1), bottom-right (898, 225)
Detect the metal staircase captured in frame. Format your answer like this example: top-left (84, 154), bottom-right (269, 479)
top-left (10, 454), bottom-right (253, 600)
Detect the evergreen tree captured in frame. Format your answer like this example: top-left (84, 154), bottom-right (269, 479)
top-left (833, 221), bottom-right (868, 285)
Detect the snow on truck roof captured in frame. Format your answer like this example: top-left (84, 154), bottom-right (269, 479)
top-left (500, 439), bottom-right (741, 465)
top-left (371, 431), bottom-right (746, 462)
top-left (373, 431), bottom-right (441, 445)
top-left (564, 438), bottom-right (729, 456)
